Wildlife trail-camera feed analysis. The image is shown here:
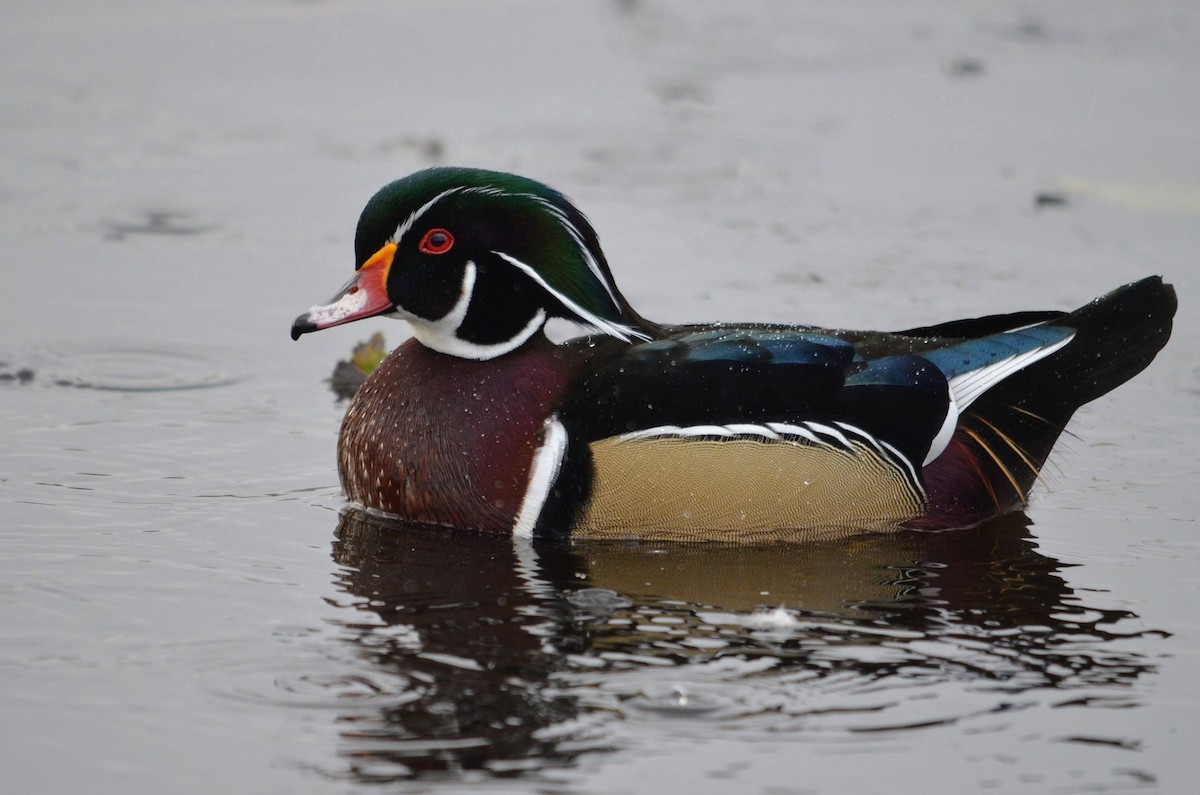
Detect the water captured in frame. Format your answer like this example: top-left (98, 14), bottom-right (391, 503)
top-left (3, 1), bottom-right (1198, 793)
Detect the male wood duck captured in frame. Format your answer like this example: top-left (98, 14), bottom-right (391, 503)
top-left (292, 167), bottom-right (1176, 542)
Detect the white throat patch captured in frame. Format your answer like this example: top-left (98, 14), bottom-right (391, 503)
top-left (404, 261), bottom-right (547, 360)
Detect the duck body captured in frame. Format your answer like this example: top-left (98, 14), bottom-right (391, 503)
top-left (294, 167), bottom-right (1176, 541)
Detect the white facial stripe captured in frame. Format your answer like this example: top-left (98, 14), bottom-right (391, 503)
top-left (458, 187), bottom-right (626, 315)
top-left (530, 196), bottom-right (623, 310)
top-left (493, 251), bottom-right (648, 343)
top-left (405, 261), bottom-right (548, 360)
top-left (390, 187), bottom-right (461, 244)
top-left (385, 182), bottom-right (642, 354)
top-left (392, 184), bottom-right (636, 342)
top-left (512, 416), bottom-right (568, 538)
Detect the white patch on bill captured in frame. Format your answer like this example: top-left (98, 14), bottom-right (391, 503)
top-left (304, 289), bottom-right (368, 327)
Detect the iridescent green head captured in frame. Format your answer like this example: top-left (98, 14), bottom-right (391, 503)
top-left (292, 167), bottom-right (654, 358)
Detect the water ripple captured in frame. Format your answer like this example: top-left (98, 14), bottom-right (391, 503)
top-left (2, 342), bottom-right (251, 392)
top-left (191, 637), bottom-right (425, 713)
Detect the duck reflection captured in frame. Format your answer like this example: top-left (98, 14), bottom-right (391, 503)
top-left (327, 510), bottom-right (1154, 782)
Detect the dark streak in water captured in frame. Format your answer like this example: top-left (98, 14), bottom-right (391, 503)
top-left (0, 367), bottom-right (35, 384)
top-left (1058, 735), bottom-right (1143, 751)
top-left (102, 211), bottom-right (220, 240)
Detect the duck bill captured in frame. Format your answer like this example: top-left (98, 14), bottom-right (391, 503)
top-left (291, 243), bottom-right (397, 340)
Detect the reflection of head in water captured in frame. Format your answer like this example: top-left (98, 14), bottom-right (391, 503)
top-left (325, 509), bottom-right (1155, 783)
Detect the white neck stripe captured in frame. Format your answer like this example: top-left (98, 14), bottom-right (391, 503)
top-left (455, 187), bottom-right (624, 311)
top-left (405, 261), bottom-right (548, 360)
top-left (493, 251), bottom-right (648, 343)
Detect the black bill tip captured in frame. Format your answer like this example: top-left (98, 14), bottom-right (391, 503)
top-left (290, 313), bottom-right (316, 341)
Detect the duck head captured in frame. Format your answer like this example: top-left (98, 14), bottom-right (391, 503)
top-left (291, 167), bottom-right (655, 359)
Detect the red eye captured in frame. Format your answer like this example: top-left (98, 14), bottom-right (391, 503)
top-left (418, 228), bottom-right (454, 255)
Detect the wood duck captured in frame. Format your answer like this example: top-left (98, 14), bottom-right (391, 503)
top-left (292, 167), bottom-right (1176, 542)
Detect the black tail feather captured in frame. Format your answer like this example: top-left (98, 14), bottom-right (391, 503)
top-left (921, 276), bottom-right (1176, 527)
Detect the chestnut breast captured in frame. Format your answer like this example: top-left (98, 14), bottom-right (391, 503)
top-left (337, 336), bottom-right (576, 533)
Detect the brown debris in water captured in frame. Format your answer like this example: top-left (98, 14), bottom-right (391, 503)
top-left (329, 332), bottom-right (387, 400)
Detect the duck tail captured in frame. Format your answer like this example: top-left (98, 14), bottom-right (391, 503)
top-left (917, 276), bottom-right (1177, 528)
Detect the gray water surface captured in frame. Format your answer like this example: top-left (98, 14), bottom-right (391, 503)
top-left (3, 2), bottom-right (1198, 793)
